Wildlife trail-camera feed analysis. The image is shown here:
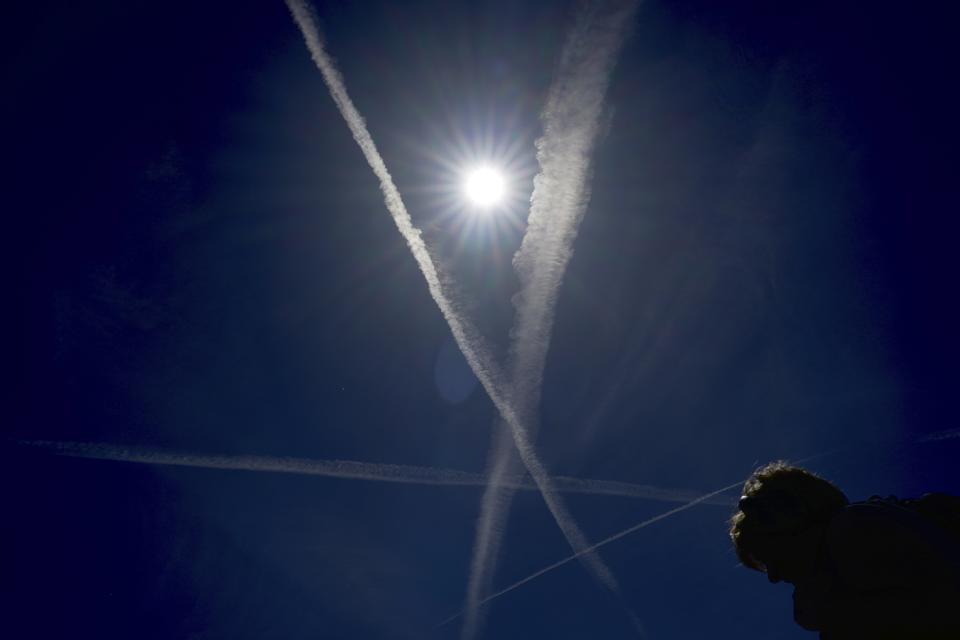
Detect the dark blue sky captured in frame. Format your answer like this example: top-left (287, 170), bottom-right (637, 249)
top-left (7, 1), bottom-right (959, 638)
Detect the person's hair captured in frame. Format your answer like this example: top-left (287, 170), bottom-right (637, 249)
top-left (730, 461), bottom-right (849, 571)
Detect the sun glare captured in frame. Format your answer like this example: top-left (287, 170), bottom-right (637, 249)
top-left (464, 167), bottom-right (506, 208)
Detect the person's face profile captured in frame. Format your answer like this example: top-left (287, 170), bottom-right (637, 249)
top-left (749, 529), bottom-right (818, 585)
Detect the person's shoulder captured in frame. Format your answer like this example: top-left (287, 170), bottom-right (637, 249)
top-left (826, 500), bottom-right (906, 558)
top-left (825, 498), bottom-right (954, 590)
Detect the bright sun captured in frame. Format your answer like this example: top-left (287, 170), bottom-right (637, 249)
top-left (464, 167), bottom-right (505, 208)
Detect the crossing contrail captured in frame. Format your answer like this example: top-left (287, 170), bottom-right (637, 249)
top-left (449, 445), bottom-right (893, 629)
top-left (463, 1), bottom-right (639, 636)
top-left (443, 479), bottom-right (744, 629)
top-left (284, 0), bottom-right (636, 621)
top-left (14, 439), bottom-right (734, 504)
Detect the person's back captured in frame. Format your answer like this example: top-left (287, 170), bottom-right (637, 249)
top-left (730, 462), bottom-right (960, 639)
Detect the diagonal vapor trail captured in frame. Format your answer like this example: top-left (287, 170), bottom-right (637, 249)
top-left (463, 1), bottom-right (639, 637)
top-left (14, 439), bottom-right (734, 505)
top-left (284, 0), bottom-right (633, 614)
top-left (283, 0), bottom-right (504, 402)
top-left (442, 479), bottom-right (744, 629)
top-left (284, 0), bottom-right (524, 444)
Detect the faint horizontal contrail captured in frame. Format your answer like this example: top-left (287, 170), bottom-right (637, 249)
top-left (441, 479), bottom-right (744, 629)
top-left (15, 439), bottom-right (734, 505)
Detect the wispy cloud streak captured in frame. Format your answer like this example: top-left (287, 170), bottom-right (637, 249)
top-left (917, 428), bottom-right (960, 443)
top-left (463, 1), bottom-right (639, 635)
top-left (15, 439), bottom-right (734, 504)
top-left (443, 479), bottom-right (743, 629)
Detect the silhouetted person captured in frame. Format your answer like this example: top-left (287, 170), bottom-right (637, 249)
top-left (730, 462), bottom-right (960, 639)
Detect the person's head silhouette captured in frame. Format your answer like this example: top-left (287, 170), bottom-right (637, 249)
top-left (730, 461), bottom-right (960, 639)
top-left (730, 461), bottom-right (847, 584)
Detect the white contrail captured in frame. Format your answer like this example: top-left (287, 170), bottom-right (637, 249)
top-left (14, 439), bottom-right (733, 504)
top-left (284, 0), bottom-right (504, 404)
top-left (284, 0), bottom-right (634, 613)
top-left (442, 479), bottom-right (744, 629)
top-left (463, 1), bottom-right (639, 636)
top-left (917, 427), bottom-right (960, 443)
top-left (461, 428), bottom-right (523, 640)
